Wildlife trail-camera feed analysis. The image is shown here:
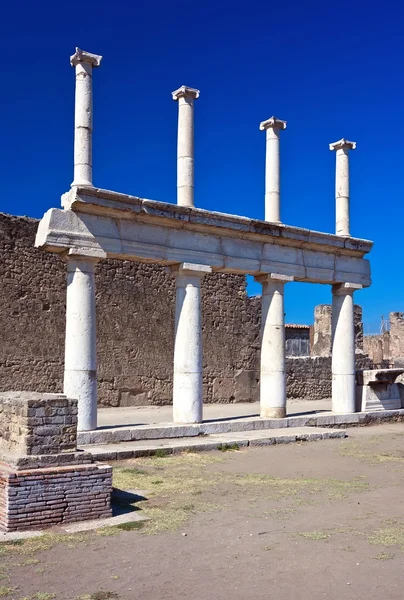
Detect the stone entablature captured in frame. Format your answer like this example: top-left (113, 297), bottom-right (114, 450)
top-left (37, 186), bottom-right (372, 286)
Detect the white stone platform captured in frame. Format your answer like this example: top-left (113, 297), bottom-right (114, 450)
top-left (80, 427), bottom-right (347, 461)
top-left (76, 400), bottom-right (404, 448)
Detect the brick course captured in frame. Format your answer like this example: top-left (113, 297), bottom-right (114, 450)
top-left (0, 462), bottom-right (112, 532)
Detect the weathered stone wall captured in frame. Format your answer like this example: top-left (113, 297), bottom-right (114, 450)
top-left (0, 213), bottom-right (261, 406)
top-left (286, 355), bottom-right (374, 399)
top-left (312, 304), bottom-right (363, 357)
top-left (363, 332), bottom-right (391, 367)
top-left (390, 313), bottom-right (404, 366)
top-left (0, 212), bottom-right (373, 406)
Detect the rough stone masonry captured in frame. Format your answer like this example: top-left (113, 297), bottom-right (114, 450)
top-left (0, 392), bottom-right (112, 532)
top-left (0, 212), bottom-right (374, 406)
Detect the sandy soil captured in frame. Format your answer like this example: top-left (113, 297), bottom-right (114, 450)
top-left (2, 423), bottom-right (404, 600)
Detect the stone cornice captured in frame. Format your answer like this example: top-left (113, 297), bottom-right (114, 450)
top-left (60, 186), bottom-right (373, 258)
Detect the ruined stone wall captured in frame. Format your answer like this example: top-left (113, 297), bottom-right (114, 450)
top-left (312, 303), bottom-right (363, 357)
top-left (389, 313), bottom-right (404, 366)
top-left (363, 332), bottom-right (391, 367)
top-left (0, 213), bottom-right (373, 405)
top-left (0, 213), bottom-right (261, 406)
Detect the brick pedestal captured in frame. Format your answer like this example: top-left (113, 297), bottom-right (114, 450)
top-left (0, 392), bottom-right (112, 532)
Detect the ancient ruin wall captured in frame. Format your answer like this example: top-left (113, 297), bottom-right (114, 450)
top-left (0, 213), bottom-right (261, 406)
top-left (389, 313), bottom-right (404, 366)
top-left (312, 303), bottom-right (363, 357)
top-left (0, 213), bottom-right (372, 405)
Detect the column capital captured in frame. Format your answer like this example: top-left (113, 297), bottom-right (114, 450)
top-left (259, 116), bottom-right (287, 131)
top-left (329, 138), bottom-right (356, 152)
top-left (169, 262), bottom-right (212, 277)
top-left (65, 248), bottom-right (107, 262)
top-left (172, 85), bottom-right (200, 101)
top-left (255, 273), bottom-right (294, 285)
top-left (70, 47), bottom-right (102, 68)
top-left (333, 282), bottom-right (363, 295)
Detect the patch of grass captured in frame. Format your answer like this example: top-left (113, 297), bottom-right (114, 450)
top-left (154, 449), bottom-right (169, 458)
top-left (262, 545), bottom-right (272, 551)
top-left (114, 521), bottom-right (145, 532)
top-left (0, 587), bottom-right (14, 598)
top-left (264, 508), bottom-right (296, 519)
top-left (76, 591), bottom-right (120, 600)
top-left (119, 467), bottom-right (147, 476)
top-left (0, 532), bottom-right (89, 557)
top-left (112, 451), bottom-right (372, 536)
top-left (97, 520), bottom-right (146, 537)
top-left (339, 437), bottom-right (404, 465)
top-left (217, 443), bottom-right (240, 452)
top-left (373, 552), bottom-right (395, 560)
top-left (297, 531), bottom-right (331, 541)
top-left (368, 524), bottom-right (404, 549)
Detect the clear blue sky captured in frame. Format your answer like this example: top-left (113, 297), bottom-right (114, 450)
top-left (0, 0), bottom-right (402, 332)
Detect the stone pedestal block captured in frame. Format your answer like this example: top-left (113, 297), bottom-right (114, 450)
top-left (0, 391), bottom-right (112, 532)
top-left (356, 369), bottom-right (404, 411)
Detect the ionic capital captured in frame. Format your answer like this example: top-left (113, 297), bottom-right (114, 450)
top-left (172, 85), bottom-right (200, 101)
top-left (329, 138), bottom-right (356, 152)
top-left (70, 48), bottom-right (103, 68)
top-left (259, 116), bottom-right (287, 132)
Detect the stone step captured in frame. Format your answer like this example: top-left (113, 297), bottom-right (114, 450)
top-left (77, 408), bottom-right (404, 446)
top-left (79, 427), bottom-right (347, 461)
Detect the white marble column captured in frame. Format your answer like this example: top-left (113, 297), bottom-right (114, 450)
top-left (64, 251), bottom-right (99, 431)
top-left (170, 262), bottom-right (211, 423)
top-left (255, 273), bottom-right (293, 418)
top-left (329, 138), bottom-right (356, 236)
top-left (172, 85), bottom-right (200, 207)
top-left (70, 48), bottom-right (102, 188)
top-left (331, 282), bottom-right (362, 413)
top-left (259, 117), bottom-right (287, 223)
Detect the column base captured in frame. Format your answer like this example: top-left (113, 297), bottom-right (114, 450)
top-left (260, 407), bottom-right (286, 419)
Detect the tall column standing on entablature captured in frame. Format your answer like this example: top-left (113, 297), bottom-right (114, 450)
top-left (172, 86), bottom-right (200, 207)
top-left (170, 263), bottom-right (211, 423)
top-left (64, 251), bottom-right (102, 431)
top-left (70, 48), bottom-right (102, 188)
top-left (329, 138), bottom-right (356, 236)
top-left (331, 282), bottom-right (363, 413)
top-left (255, 273), bottom-right (293, 418)
top-left (259, 117), bottom-right (287, 223)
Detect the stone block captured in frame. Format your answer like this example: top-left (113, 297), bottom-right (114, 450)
top-left (0, 392), bottom-right (77, 457)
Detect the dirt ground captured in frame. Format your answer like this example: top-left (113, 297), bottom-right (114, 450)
top-left (2, 422), bottom-right (404, 600)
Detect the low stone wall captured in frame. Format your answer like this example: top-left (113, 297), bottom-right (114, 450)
top-left (0, 463), bottom-right (112, 532)
top-left (0, 391), bottom-right (112, 532)
top-left (286, 355), bottom-right (375, 400)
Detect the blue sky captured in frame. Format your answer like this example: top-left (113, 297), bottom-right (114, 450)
top-left (0, 0), bottom-right (402, 332)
